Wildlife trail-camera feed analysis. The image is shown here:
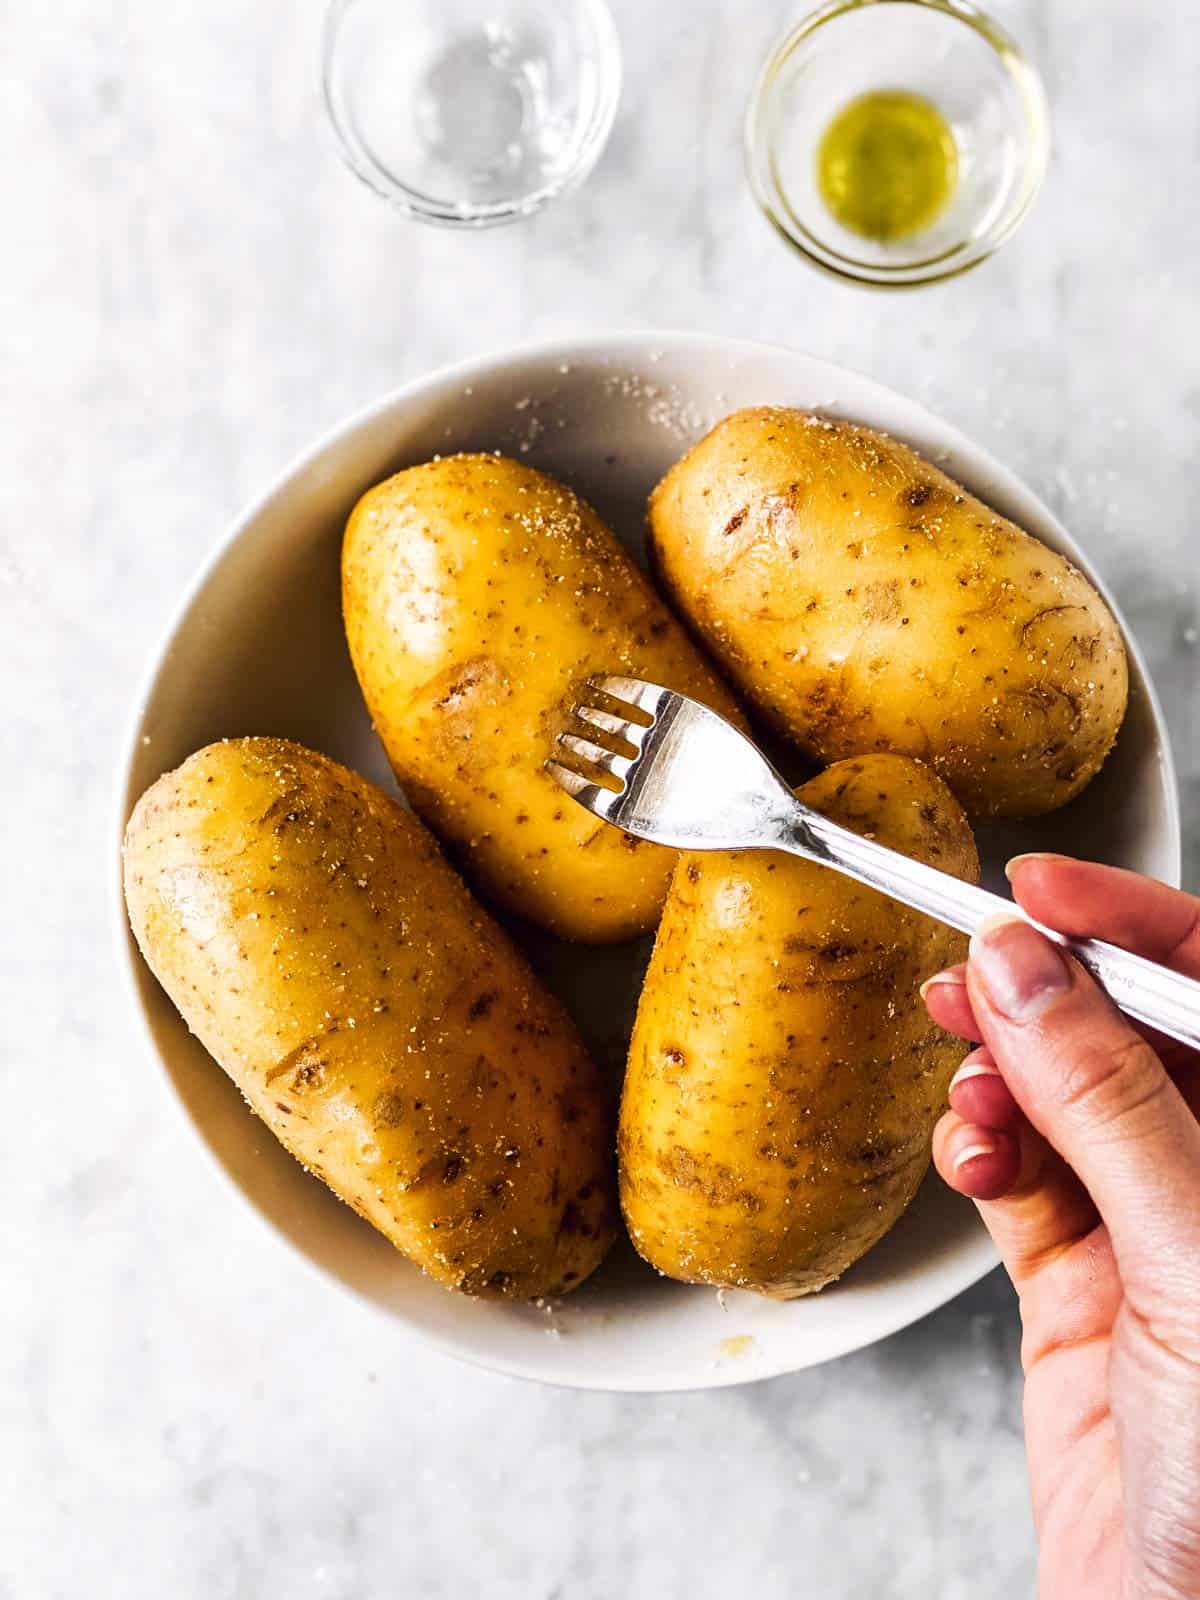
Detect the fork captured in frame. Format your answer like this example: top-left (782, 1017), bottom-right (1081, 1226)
top-left (547, 676), bottom-right (1200, 1052)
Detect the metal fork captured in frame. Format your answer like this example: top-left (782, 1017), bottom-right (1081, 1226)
top-left (547, 676), bottom-right (1200, 1052)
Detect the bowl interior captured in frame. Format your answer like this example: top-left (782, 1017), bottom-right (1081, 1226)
top-left (120, 334), bottom-right (1179, 1391)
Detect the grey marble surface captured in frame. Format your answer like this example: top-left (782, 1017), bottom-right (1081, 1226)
top-left (3, 1), bottom-right (1197, 1595)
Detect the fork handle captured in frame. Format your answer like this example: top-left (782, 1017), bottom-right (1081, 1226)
top-left (789, 808), bottom-right (1200, 1053)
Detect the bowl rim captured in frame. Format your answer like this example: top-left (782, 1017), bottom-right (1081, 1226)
top-left (744, 0), bottom-right (1052, 287)
top-left (112, 330), bottom-right (1182, 1391)
top-left (319, 0), bottom-right (624, 228)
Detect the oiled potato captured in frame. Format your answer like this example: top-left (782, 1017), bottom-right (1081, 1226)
top-left (123, 738), bottom-right (616, 1299)
top-left (342, 454), bottom-right (741, 942)
top-left (619, 754), bottom-right (979, 1297)
top-left (649, 407), bottom-right (1128, 818)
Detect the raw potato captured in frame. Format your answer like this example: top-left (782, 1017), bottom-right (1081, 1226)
top-left (648, 407), bottom-right (1128, 818)
top-left (619, 754), bottom-right (979, 1297)
top-left (342, 453), bottom-right (742, 942)
top-left (123, 738), bottom-right (617, 1299)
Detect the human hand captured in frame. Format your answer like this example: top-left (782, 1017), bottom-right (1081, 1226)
top-left (921, 856), bottom-right (1200, 1600)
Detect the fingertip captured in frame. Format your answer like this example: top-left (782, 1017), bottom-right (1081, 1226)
top-left (949, 1046), bottom-right (996, 1086)
top-left (942, 1126), bottom-right (1022, 1202)
top-left (1004, 853), bottom-right (1084, 927)
top-left (922, 966), bottom-right (980, 1041)
top-left (933, 1107), bottom-right (1021, 1198)
top-left (920, 966), bottom-right (966, 1001)
top-left (948, 1050), bottom-right (1024, 1129)
top-left (1004, 852), bottom-right (1065, 884)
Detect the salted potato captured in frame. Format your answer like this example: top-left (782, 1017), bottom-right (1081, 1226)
top-left (648, 407), bottom-right (1128, 818)
top-left (342, 453), bottom-right (741, 942)
top-left (123, 738), bottom-right (616, 1299)
top-left (619, 754), bottom-right (979, 1297)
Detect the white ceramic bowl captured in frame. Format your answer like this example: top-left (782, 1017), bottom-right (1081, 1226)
top-left (115, 333), bottom-right (1181, 1392)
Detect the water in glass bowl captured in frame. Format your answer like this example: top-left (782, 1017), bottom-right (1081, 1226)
top-left (323, 0), bottom-right (621, 224)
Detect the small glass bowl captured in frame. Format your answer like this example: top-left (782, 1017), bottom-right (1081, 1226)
top-left (745, 0), bottom-right (1050, 286)
top-left (322, 0), bottom-right (622, 227)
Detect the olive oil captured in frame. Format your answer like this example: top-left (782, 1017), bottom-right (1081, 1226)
top-left (816, 89), bottom-right (959, 241)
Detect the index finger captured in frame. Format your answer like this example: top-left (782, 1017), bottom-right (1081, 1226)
top-left (1007, 855), bottom-right (1200, 978)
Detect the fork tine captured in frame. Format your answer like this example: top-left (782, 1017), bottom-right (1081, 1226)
top-left (544, 760), bottom-right (621, 820)
top-left (590, 675), bottom-right (670, 722)
top-left (556, 730), bottom-right (632, 779)
top-left (573, 703), bottom-right (644, 752)
top-left (542, 759), bottom-right (591, 797)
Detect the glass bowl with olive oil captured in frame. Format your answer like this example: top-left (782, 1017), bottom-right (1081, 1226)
top-left (745, 0), bottom-right (1049, 286)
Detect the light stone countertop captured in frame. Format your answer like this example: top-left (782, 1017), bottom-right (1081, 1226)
top-left (3, 2), bottom-right (1197, 1596)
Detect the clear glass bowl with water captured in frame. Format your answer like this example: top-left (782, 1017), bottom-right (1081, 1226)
top-left (322, 0), bottom-right (622, 226)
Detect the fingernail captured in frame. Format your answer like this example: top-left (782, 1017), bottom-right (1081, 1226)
top-left (952, 1138), bottom-right (997, 1174)
top-left (919, 969), bottom-right (966, 1001)
top-left (950, 1056), bottom-right (1000, 1091)
top-left (969, 914), bottom-right (1071, 1021)
top-left (1004, 852), bottom-right (1056, 882)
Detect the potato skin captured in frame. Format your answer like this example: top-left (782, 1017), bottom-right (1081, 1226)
top-left (648, 407), bottom-right (1128, 819)
top-left (123, 738), bottom-right (617, 1299)
top-left (619, 754), bottom-right (979, 1297)
top-left (342, 453), bottom-right (741, 942)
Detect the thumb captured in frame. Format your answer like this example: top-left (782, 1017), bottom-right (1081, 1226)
top-left (966, 915), bottom-right (1200, 1325)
